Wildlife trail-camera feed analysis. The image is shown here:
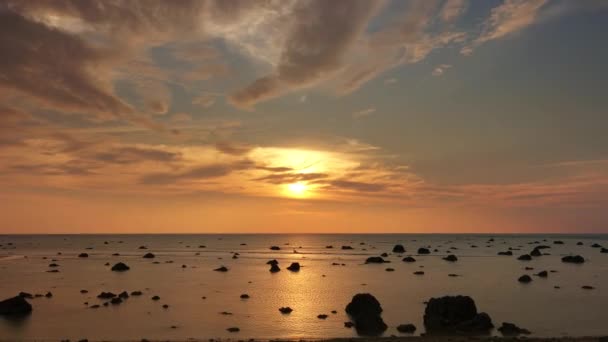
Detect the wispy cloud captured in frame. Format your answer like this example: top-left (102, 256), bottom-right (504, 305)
top-left (432, 64), bottom-right (452, 76)
top-left (352, 107), bottom-right (376, 119)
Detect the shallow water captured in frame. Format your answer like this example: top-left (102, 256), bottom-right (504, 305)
top-left (0, 234), bottom-right (607, 341)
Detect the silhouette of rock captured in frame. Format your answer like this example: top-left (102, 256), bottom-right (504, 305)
top-left (143, 253), bottom-right (155, 259)
top-left (601, 248), bottom-right (608, 253)
top-left (286, 262), bottom-right (300, 271)
top-left (393, 245), bottom-right (406, 253)
top-left (562, 255), bottom-right (585, 264)
top-left (418, 248), bottom-right (430, 254)
top-left (365, 257), bottom-right (387, 264)
top-left (78, 253), bottom-right (88, 258)
top-left (591, 243), bottom-right (602, 248)
top-left (517, 254), bottom-right (532, 261)
top-left (582, 285), bottom-right (595, 290)
top-left (530, 248), bottom-right (542, 257)
top-left (270, 264), bottom-right (281, 273)
top-left (97, 292), bottom-right (116, 299)
top-left (151, 296), bottom-right (160, 301)
top-left (497, 251), bottom-right (513, 256)
top-left (266, 259), bottom-right (279, 265)
top-left (317, 314), bottom-right (328, 319)
top-left (131, 291), bottom-right (143, 296)
top-left (279, 307), bottom-right (293, 314)
top-left (536, 271), bottom-right (548, 278)
top-left (214, 266), bottom-right (229, 272)
top-left (402, 256), bottom-right (416, 262)
top-left (226, 327), bottom-right (240, 332)
top-left (397, 324), bottom-right (416, 333)
top-left (270, 246), bottom-right (281, 251)
top-left (518, 275), bottom-right (532, 283)
top-left (240, 294), bottom-right (250, 299)
top-left (345, 293), bottom-right (387, 336)
top-left (111, 262), bottom-right (130, 272)
top-left (423, 295), bottom-right (493, 333)
top-left (0, 296), bottom-right (32, 315)
top-left (498, 322), bottom-right (531, 336)
top-left (443, 255), bottom-right (458, 262)
top-left (413, 271), bottom-right (425, 275)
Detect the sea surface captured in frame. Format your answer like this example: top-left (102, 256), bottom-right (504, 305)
top-left (0, 234), bottom-right (607, 341)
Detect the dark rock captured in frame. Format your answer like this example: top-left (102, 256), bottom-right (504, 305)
top-left (49, 263), bottom-right (59, 267)
top-left (131, 291), bottom-right (143, 296)
top-left (318, 314), bottom-right (328, 319)
top-left (226, 327), bottom-right (240, 332)
top-left (97, 292), bottom-right (116, 299)
top-left (518, 275), bottom-right (533, 283)
top-left (423, 295), bottom-right (493, 333)
top-left (601, 248), bottom-right (608, 253)
top-left (111, 262), bottom-right (130, 272)
top-left (19, 292), bottom-right (33, 299)
top-left (344, 321), bottom-right (355, 328)
top-left (591, 243), bottom-right (602, 248)
top-left (413, 271), bottom-right (424, 275)
top-left (269, 264), bottom-right (281, 273)
top-left (498, 251), bottom-right (513, 256)
top-left (270, 246), bottom-right (281, 250)
top-left (498, 322), bottom-right (531, 336)
top-left (385, 268), bottom-right (395, 272)
top-left (380, 252), bottom-right (388, 257)
top-left (162, 304), bottom-right (169, 309)
top-left (393, 245), bottom-right (406, 253)
top-left (562, 255), bottom-right (585, 264)
top-left (78, 253), bottom-right (89, 258)
top-left (397, 324), bottom-right (417, 333)
top-left (536, 270), bottom-right (548, 278)
top-left (151, 296), bottom-right (160, 301)
top-left (240, 294), bottom-right (250, 299)
top-left (266, 259), bottom-right (279, 265)
top-left (138, 246), bottom-right (148, 250)
top-left (365, 257), bottom-right (387, 264)
top-left (554, 240), bottom-right (564, 244)
top-left (279, 307), bottom-right (293, 314)
top-left (110, 297), bottom-right (122, 305)
top-left (530, 248), bottom-right (542, 257)
top-left (402, 256), bottom-right (416, 262)
top-left (582, 285), bottom-right (595, 290)
top-left (418, 248), bottom-right (430, 254)
top-left (577, 242), bottom-right (584, 245)
top-left (143, 253), bottom-right (155, 259)
top-left (345, 293), bottom-right (387, 336)
top-left (517, 254), bottom-right (532, 261)
top-left (342, 246), bottom-right (354, 250)
top-left (0, 296), bottom-right (32, 315)
top-left (80, 290), bottom-right (88, 294)
top-left (286, 262), bottom-right (301, 271)
top-left (45, 292), bottom-right (53, 298)
top-left (443, 255), bottom-right (458, 262)
top-left (326, 245), bottom-right (333, 249)
top-left (118, 291), bottom-right (129, 299)
top-left (214, 266), bottom-right (229, 272)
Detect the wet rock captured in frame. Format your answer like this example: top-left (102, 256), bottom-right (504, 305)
top-left (443, 255), bottom-right (458, 262)
top-left (497, 251), bottom-right (513, 256)
top-left (240, 294), bottom-right (250, 299)
top-left (269, 264), bottom-right (281, 273)
top-left (110, 297), bottom-right (122, 305)
top-left (269, 246), bottom-right (281, 251)
top-left (397, 324), bottom-right (416, 333)
top-left (138, 246), bottom-right (148, 250)
top-left (591, 243), bottom-right (602, 248)
top-left (342, 246), bottom-right (354, 250)
top-left (317, 314), bottom-right (328, 319)
top-left (345, 293), bottom-right (387, 336)
top-left (402, 256), bottom-right (416, 262)
top-left (214, 266), bottom-right (229, 272)
top-left (111, 262), bottom-right (130, 272)
top-left (97, 292), bottom-right (116, 299)
top-left (518, 275), bottom-right (533, 283)
top-left (226, 327), bottom-right (240, 332)
top-left (385, 268), bottom-right (395, 272)
top-left (423, 295), bottom-right (493, 333)
top-left (380, 252), bottom-right (388, 257)
top-left (151, 296), bottom-right (160, 301)
top-left (413, 271), bottom-right (425, 275)
top-left (266, 259), bottom-right (279, 265)
top-left (286, 262), bottom-right (300, 272)
top-left (279, 307), bottom-right (293, 314)
top-left (78, 253), bottom-right (89, 258)
top-left (517, 254), bottom-right (532, 261)
top-left (602, 248), bottom-right (608, 253)
top-left (143, 253), bottom-right (155, 259)
top-left (0, 296), bottom-right (32, 315)
top-left (562, 255), bottom-right (585, 264)
top-left (365, 256), bottom-right (387, 264)
top-left (536, 270), bottom-right (548, 278)
top-left (498, 322), bottom-right (531, 336)
top-left (417, 248), bottom-right (430, 254)
top-left (530, 248), bottom-right (542, 257)
top-left (118, 291), bottom-right (129, 299)
top-left (45, 292), bottom-right (53, 298)
top-left (582, 285), bottom-right (595, 290)
top-left (392, 245), bottom-right (406, 253)
top-left (131, 291), bottom-right (143, 296)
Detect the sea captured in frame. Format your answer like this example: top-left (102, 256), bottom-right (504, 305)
top-left (0, 234), bottom-right (607, 341)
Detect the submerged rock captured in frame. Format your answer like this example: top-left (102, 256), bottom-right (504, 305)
top-left (498, 322), bottom-right (531, 336)
top-left (392, 245), bottom-right (406, 253)
top-left (345, 293), bottom-right (387, 336)
top-left (286, 262), bottom-right (301, 272)
top-left (396, 323), bottom-right (416, 333)
top-left (0, 296), bottom-right (32, 315)
top-left (111, 262), bottom-right (130, 272)
top-left (269, 246), bottom-right (281, 251)
top-left (423, 295), bottom-right (493, 333)
top-left (562, 255), bottom-right (585, 264)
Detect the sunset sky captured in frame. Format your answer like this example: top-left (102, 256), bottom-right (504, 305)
top-left (1, 0), bottom-right (608, 233)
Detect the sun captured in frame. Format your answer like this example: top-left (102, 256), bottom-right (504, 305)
top-left (286, 182), bottom-right (308, 197)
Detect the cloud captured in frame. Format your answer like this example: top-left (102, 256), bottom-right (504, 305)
top-left (193, 94), bottom-right (218, 108)
top-left (228, 0), bottom-right (383, 108)
top-left (255, 172), bottom-right (329, 185)
top-left (384, 78), bottom-right (398, 85)
top-left (462, 0), bottom-right (549, 54)
top-left (432, 64), bottom-right (452, 76)
top-left (327, 179), bottom-right (386, 192)
top-left (439, 0), bottom-right (467, 23)
top-left (140, 159), bottom-right (255, 185)
top-left (352, 107), bottom-right (376, 119)
top-left (215, 141), bottom-right (253, 156)
top-left (93, 146), bottom-right (181, 165)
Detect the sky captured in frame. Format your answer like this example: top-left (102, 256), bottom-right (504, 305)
top-left (1, 0), bottom-right (608, 234)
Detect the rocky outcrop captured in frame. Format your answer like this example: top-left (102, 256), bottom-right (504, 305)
top-left (498, 322), bottom-right (531, 336)
top-left (562, 255), bottom-right (585, 264)
top-left (345, 293), bottom-right (387, 336)
top-left (111, 262), bottom-right (130, 272)
top-left (423, 295), bottom-right (493, 334)
top-left (365, 257), bottom-right (387, 264)
top-left (392, 245), bottom-right (406, 253)
top-left (286, 262), bottom-right (300, 271)
top-left (0, 296), bottom-right (32, 315)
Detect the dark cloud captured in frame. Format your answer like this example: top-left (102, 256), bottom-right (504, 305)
top-left (326, 179), bottom-right (387, 192)
top-left (140, 159), bottom-right (255, 185)
top-left (93, 146), bottom-right (181, 164)
top-left (215, 141), bottom-right (253, 156)
top-left (255, 172), bottom-right (329, 185)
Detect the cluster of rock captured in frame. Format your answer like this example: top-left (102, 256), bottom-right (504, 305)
top-left (345, 293), bottom-right (387, 336)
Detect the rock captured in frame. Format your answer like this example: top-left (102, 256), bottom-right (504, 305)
top-left (162, 304), bottom-right (169, 309)
top-left (402, 256), bottom-right (416, 262)
top-left (342, 246), bottom-right (354, 250)
top-left (226, 327), bottom-right (240, 332)
top-left (279, 307), bottom-right (293, 314)
top-left (345, 293), bottom-right (387, 336)
top-left (385, 268), bottom-right (395, 272)
top-left (423, 295), bottom-right (493, 333)
top-left (392, 245), bottom-right (406, 253)
top-left (443, 255), bottom-right (458, 262)
top-left (110, 297), bottom-right (122, 305)
top-left (591, 243), bottom-right (602, 248)
top-left (49, 263), bottom-right (59, 267)
top-left (240, 294), bottom-right (250, 299)
top-left (380, 252), bottom-right (388, 257)
top-left (111, 262), bottom-right (130, 272)
top-left (80, 290), bottom-right (88, 294)
top-left (562, 255), bottom-right (585, 264)
top-left (397, 324), bottom-right (416, 333)
top-left (554, 240), bottom-right (564, 244)
top-left (413, 271), bottom-right (425, 275)
top-left (517, 254), bottom-right (532, 261)
top-left (19, 292), bottom-right (33, 299)
top-left (143, 253), bottom-right (155, 259)
top-left (286, 262), bottom-right (301, 271)
top-left (518, 275), bottom-right (533, 283)
top-left (582, 285), bottom-right (595, 290)
top-left (498, 322), bottom-right (531, 336)
top-left (269, 264), bottom-right (281, 272)
top-left (365, 257), bottom-right (387, 264)
top-left (151, 296), bottom-right (160, 301)
top-left (45, 292), bottom-right (53, 298)
top-left (97, 292), bottom-right (116, 299)
top-left (0, 296), bottom-right (32, 315)
top-left (266, 259), bottom-right (279, 265)
top-left (131, 291), bottom-right (143, 296)
top-left (326, 245), bottom-right (333, 249)
top-left (498, 251), bottom-right (513, 256)
top-left (138, 246), bottom-right (147, 250)
top-left (318, 314), bottom-right (328, 319)
top-left (536, 270), bottom-right (548, 278)
top-left (344, 321), bottom-right (355, 328)
top-left (214, 266), bottom-right (229, 272)
top-left (418, 248), bottom-right (430, 254)
top-left (270, 246), bottom-right (281, 251)
top-left (78, 253), bottom-right (88, 258)
top-left (602, 248), bottom-right (608, 253)
top-left (118, 291), bottom-right (129, 299)
top-left (577, 242), bottom-right (584, 245)
top-left (530, 248), bottom-right (542, 257)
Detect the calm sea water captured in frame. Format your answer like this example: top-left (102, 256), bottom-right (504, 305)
top-left (0, 234), bottom-right (607, 341)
